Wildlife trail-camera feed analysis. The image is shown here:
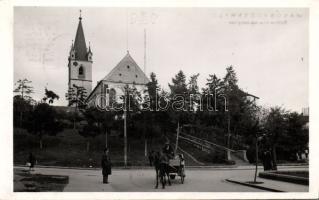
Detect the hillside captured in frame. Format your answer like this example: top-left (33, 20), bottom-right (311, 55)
top-left (14, 128), bottom-right (206, 167)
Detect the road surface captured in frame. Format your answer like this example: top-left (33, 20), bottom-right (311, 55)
top-left (14, 166), bottom-right (307, 192)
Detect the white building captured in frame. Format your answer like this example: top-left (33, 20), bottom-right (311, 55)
top-left (67, 14), bottom-right (149, 108)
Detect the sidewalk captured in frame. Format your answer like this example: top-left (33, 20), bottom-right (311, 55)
top-left (225, 168), bottom-right (309, 192)
top-left (226, 177), bottom-right (308, 192)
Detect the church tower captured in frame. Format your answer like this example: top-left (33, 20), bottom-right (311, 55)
top-left (67, 11), bottom-right (92, 103)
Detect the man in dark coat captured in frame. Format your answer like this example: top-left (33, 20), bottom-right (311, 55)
top-left (28, 152), bottom-right (36, 172)
top-left (148, 150), bottom-right (154, 166)
top-left (162, 141), bottom-right (174, 160)
top-left (101, 148), bottom-right (112, 184)
top-left (262, 150), bottom-right (273, 171)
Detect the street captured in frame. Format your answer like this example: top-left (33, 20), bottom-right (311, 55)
top-left (14, 166), bottom-right (308, 192)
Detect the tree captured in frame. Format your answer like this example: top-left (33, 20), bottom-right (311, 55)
top-left (66, 85), bottom-right (88, 128)
top-left (42, 88), bottom-right (59, 104)
top-left (168, 70), bottom-right (188, 126)
top-left (14, 79), bottom-right (34, 127)
top-left (14, 79), bottom-right (34, 100)
top-left (223, 65), bottom-right (238, 89)
top-left (13, 95), bottom-right (33, 128)
top-left (143, 72), bottom-right (161, 152)
top-left (79, 108), bottom-right (103, 152)
top-left (145, 72), bottom-right (159, 111)
top-left (261, 107), bottom-right (287, 170)
top-left (26, 103), bottom-right (63, 149)
top-left (188, 73), bottom-right (200, 94)
top-left (220, 66), bottom-right (261, 148)
top-left (168, 70), bottom-right (188, 95)
top-left (187, 73), bottom-right (200, 112)
top-left (285, 112), bottom-right (308, 154)
top-left (206, 74), bottom-right (223, 93)
top-left (66, 85), bottom-right (87, 109)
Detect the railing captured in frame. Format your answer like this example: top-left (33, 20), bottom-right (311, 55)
top-left (179, 132), bottom-right (248, 162)
top-left (180, 132), bottom-right (234, 152)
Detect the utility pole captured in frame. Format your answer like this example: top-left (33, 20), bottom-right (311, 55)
top-left (105, 129), bottom-right (108, 149)
top-left (227, 112), bottom-right (231, 149)
top-left (124, 109), bottom-right (127, 167)
top-left (175, 121), bottom-right (180, 154)
top-left (143, 28), bottom-right (147, 157)
top-left (124, 86), bottom-right (128, 167)
top-left (254, 135), bottom-right (259, 183)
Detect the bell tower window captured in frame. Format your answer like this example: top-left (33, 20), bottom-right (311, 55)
top-left (78, 66), bottom-right (85, 79)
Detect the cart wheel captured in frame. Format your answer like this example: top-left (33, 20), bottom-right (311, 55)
top-left (170, 175), bottom-right (176, 179)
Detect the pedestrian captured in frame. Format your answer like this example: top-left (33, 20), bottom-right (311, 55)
top-left (101, 147), bottom-right (112, 184)
top-left (162, 141), bottom-right (174, 159)
top-left (262, 150), bottom-right (272, 171)
top-left (265, 150), bottom-right (273, 170)
top-left (148, 150), bottom-right (154, 166)
top-left (305, 149), bottom-right (309, 159)
top-left (28, 152), bottom-right (36, 172)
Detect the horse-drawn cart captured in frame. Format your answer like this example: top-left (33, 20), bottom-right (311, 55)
top-left (168, 155), bottom-right (186, 184)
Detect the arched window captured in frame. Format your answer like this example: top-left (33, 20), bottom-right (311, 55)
top-left (109, 88), bottom-right (116, 106)
top-left (78, 66), bottom-right (85, 78)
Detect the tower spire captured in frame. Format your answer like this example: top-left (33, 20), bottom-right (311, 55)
top-left (73, 10), bottom-right (87, 61)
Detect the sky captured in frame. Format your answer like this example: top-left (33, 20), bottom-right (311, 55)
top-left (14, 7), bottom-right (308, 112)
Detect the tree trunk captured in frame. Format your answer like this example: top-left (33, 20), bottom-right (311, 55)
top-left (105, 129), bottom-right (108, 149)
top-left (86, 140), bottom-right (90, 152)
top-left (144, 139), bottom-right (147, 157)
top-left (39, 137), bottom-right (43, 149)
top-left (271, 145), bottom-right (277, 170)
top-left (20, 111), bottom-right (23, 127)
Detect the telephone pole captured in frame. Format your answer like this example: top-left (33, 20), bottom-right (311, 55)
top-left (124, 86), bottom-right (128, 167)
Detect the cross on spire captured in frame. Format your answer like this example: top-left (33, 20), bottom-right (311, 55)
top-left (79, 9), bottom-right (82, 20)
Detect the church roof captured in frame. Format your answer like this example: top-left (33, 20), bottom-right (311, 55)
top-left (73, 16), bottom-right (87, 61)
top-left (102, 51), bottom-right (150, 85)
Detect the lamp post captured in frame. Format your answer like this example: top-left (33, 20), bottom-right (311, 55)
top-left (123, 85), bottom-right (129, 168)
top-left (124, 107), bottom-right (127, 167)
top-left (115, 113), bottom-right (126, 167)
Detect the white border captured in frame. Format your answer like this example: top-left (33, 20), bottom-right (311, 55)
top-left (1, 0), bottom-right (318, 199)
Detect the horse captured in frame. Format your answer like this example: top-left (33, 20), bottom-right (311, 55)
top-left (153, 151), bottom-right (171, 189)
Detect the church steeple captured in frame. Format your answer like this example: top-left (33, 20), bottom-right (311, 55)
top-left (73, 10), bottom-right (88, 61)
top-left (67, 10), bottom-right (93, 104)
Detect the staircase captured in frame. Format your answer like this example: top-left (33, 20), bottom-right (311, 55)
top-left (178, 132), bottom-right (249, 165)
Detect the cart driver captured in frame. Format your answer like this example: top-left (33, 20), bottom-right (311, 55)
top-left (163, 141), bottom-right (174, 159)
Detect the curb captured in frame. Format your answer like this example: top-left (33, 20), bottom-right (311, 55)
top-left (225, 179), bottom-right (283, 192)
top-left (259, 171), bottom-right (308, 185)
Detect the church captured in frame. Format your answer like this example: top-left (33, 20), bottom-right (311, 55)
top-left (67, 13), bottom-right (149, 108)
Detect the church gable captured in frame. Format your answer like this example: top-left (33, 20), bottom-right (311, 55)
top-left (103, 52), bottom-right (149, 85)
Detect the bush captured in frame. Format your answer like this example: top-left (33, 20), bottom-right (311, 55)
top-left (198, 151), bottom-right (227, 164)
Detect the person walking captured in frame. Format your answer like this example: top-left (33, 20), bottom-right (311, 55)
top-left (28, 152), bottom-right (36, 172)
top-left (148, 150), bottom-right (154, 166)
top-left (101, 148), bottom-right (112, 184)
top-left (264, 150), bottom-right (273, 171)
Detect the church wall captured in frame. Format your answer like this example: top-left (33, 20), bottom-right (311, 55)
top-left (87, 81), bottom-right (148, 109)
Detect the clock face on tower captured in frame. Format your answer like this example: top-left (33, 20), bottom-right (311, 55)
top-left (73, 61), bottom-right (78, 66)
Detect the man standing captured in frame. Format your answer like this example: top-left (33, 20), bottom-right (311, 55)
top-left (101, 148), bottom-right (112, 184)
top-left (28, 152), bottom-right (36, 172)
